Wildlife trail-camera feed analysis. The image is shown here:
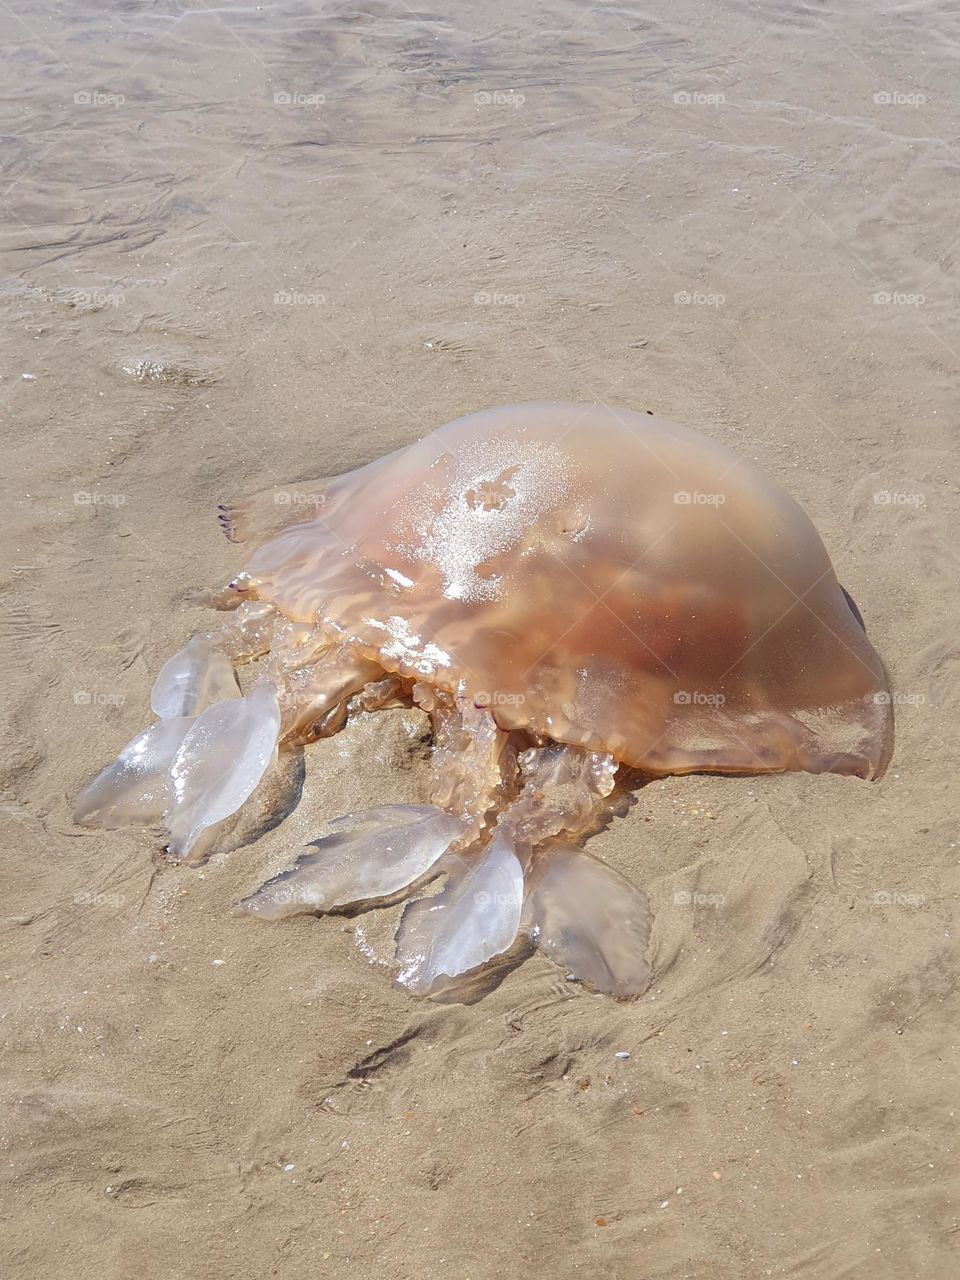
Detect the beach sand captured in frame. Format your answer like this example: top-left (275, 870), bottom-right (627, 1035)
top-left (1, 2), bottom-right (958, 1276)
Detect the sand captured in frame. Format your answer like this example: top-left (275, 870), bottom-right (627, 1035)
top-left (2, 1), bottom-right (958, 1277)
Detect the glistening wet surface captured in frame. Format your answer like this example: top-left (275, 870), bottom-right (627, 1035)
top-left (2, 3), bottom-right (959, 1278)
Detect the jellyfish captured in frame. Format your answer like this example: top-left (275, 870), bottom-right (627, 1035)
top-left (76, 403), bottom-right (893, 998)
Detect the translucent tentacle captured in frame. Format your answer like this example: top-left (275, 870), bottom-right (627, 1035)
top-left (214, 601), bottom-right (277, 662)
top-left (259, 618), bottom-right (328, 677)
top-left (522, 845), bottom-right (653, 997)
top-left (358, 675), bottom-right (409, 711)
top-left (237, 804), bottom-right (468, 920)
top-left (75, 716), bottom-right (195, 828)
top-left (483, 745), bottom-right (654, 993)
top-left (496, 742), bottom-right (617, 853)
top-left (150, 635), bottom-right (239, 718)
top-left (165, 683), bottom-right (281, 860)
top-left (387, 738), bottom-right (622, 995)
top-left (417, 686), bottom-right (519, 840)
top-left (276, 649), bottom-right (383, 743)
top-left (394, 829), bottom-right (524, 995)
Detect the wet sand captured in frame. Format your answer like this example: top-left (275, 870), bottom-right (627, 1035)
top-left (2, 2), bottom-right (959, 1277)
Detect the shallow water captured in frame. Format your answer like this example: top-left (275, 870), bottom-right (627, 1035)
top-left (3, 2), bottom-right (959, 1277)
